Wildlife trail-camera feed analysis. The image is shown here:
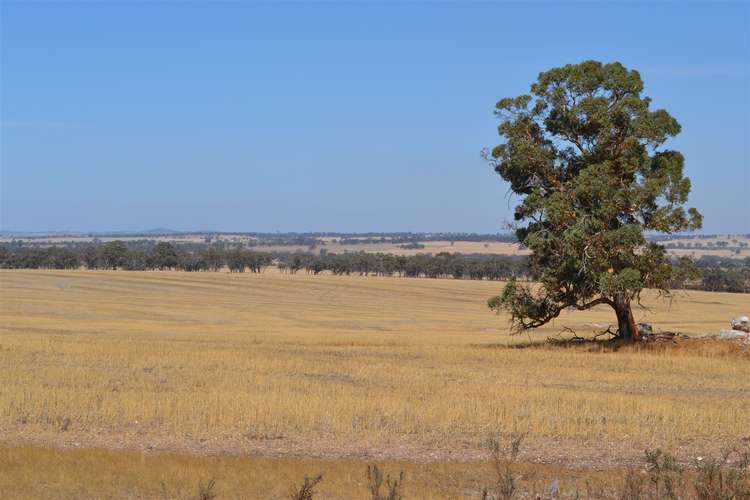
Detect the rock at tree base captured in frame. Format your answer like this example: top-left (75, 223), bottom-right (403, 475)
top-left (730, 316), bottom-right (749, 333)
top-left (719, 329), bottom-right (750, 341)
top-left (637, 323), bottom-right (654, 337)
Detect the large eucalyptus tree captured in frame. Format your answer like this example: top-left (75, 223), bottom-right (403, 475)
top-left (485, 61), bottom-right (702, 340)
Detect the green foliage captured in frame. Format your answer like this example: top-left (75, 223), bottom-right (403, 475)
top-left (151, 242), bottom-right (178, 270)
top-left (484, 61), bottom-right (702, 337)
top-left (98, 241), bottom-right (128, 269)
top-left (701, 267), bottom-right (750, 293)
top-left (668, 256), bottom-right (701, 289)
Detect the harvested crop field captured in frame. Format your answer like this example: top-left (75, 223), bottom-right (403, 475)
top-left (0, 269), bottom-right (748, 498)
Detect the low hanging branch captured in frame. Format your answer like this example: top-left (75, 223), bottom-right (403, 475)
top-left (489, 280), bottom-right (614, 332)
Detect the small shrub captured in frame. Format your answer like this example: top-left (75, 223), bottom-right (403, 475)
top-left (366, 464), bottom-right (404, 500)
top-left (617, 447), bottom-right (750, 500)
top-left (481, 433), bottom-right (524, 500)
top-left (196, 478), bottom-right (216, 500)
top-left (57, 416), bottom-right (72, 432)
top-left (643, 448), bottom-right (683, 499)
top-left (289, 474), bottom-right (323, 500)
top-left (693, 447), bottom-right (750, 500)
top-left (618, 470), bottom-right (645, 500)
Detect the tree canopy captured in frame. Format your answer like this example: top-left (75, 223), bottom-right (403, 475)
top-left (484, 61), bottom-right (702, 340)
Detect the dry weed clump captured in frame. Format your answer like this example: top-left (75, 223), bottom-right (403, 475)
top-left (196, 478), bottom-right (217, 500)
top-left (289, 474), bottom-right (323, 500)
top-left (480, 434), bottom-right (524, 500)
top-left (225, 444), bottom-right (750, 499)
top-left (367, 464), bottom-right (405, 500)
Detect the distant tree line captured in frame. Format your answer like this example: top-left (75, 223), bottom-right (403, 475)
top-left (0, 241), bottom-right (527, 279)
top-left (397, 242), bottom-right (425, 250)
top-left (649, 233), bottom-right (750, 241)
top-left (687, 255), bottom-right (750, 293)
top-left (0, 241), bottom-right (747, 292)
top-left (7, 231), bottom-right (748, 249)
top-left (275, 252), bottom-right (528, 279)
top-left (3, 231), bottom-right (521, 247)
top-left (0, 242), bottom-right (269, 273)
top-left (697, 268), bottom-right (750, 293)
top-left (248, 236), bottom-right (324, 248)
top-left (662, 240), bottom-right (749, 255)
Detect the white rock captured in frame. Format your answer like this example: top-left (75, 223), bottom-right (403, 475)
top-left (730, 316), bottom-right (749, 333)
top-left (719, 329), bottom-right (749, 339)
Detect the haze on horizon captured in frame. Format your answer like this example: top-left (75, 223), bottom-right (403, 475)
top-left (1, 2), bottom-right (749, 235)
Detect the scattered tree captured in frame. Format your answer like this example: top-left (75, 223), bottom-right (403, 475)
top-left (151, 242), bottom-right (178, 270)
top-left (98, 241), bottom-right (128, 269)
top-left (484, 61), bottom-right (702, 340)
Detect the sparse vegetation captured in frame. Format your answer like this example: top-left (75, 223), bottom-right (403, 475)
top-left (692, 447), bottom-right (750, 500)
top-left (196, 478), bottom-right (217, 500)
top-left (3, 442), bottom-right (748, 498)
top-left (367, 465), bottom-right (405, 500)
top-left (481, 434), bottom-right (524, 500)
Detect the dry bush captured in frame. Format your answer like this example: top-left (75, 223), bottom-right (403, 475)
top-left (618, 449), bottom-right (684, 500)
top-left (366, 464), bottom-right (404, 500)
top-left (289, 474), bottom-right (323, 500)
top-left (692, 447), bottom-right (750, 500)
top-left (617, 447), bottom-right (749, 500)
top-left (481, 433), bottom-right (525, 500)
top-left (196, 478), bottom-right (217, 500)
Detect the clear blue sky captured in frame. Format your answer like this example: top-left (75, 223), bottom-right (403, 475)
top-left (1, 1), bottom-right (748, 234)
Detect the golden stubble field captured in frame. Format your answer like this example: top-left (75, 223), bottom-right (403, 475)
top-left (0, 269), bottom-right (748, 498)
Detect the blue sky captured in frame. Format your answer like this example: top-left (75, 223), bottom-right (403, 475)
top-left (1, 2), bottom-right (748, 234)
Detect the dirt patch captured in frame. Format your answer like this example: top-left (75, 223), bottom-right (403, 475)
top-left (2, 427), bottom-right (745, 472)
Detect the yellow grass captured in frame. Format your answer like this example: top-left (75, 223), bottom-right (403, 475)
top-left (1, 268), bottom-right (747, 464)
top-left (0, 445), bottom-right (630, 500)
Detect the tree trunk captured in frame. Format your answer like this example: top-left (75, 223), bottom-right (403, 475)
top-left (614, 294), bottom-right (639, 341)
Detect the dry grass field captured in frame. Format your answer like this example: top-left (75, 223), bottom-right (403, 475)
top-left (1, 269), bottom-right (748, 498)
